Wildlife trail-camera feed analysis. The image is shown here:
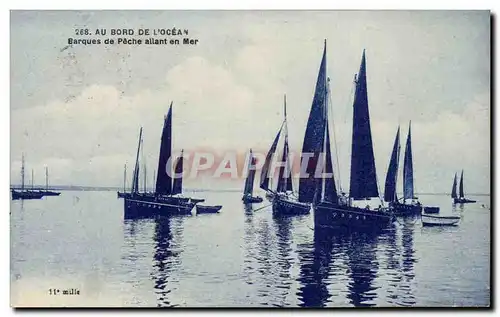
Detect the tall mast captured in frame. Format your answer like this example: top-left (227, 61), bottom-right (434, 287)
top-left (45, 167), bottom-right (48, 190)
top-left (155, 103), bottom-right (173, 195)
top-left (31, 169), bottom-right (34, 190)
top-left (403, 121), bottom-right (414, 201)
top-left (124, 163), bottom-right (127, 192)
top-left (132, 127), bottom-right (143, 194)
top-left (153, 169), bottom-right (156, 191)
top-left (298, 40), bottom-right (328, 203)
top-left (349, 49), bottom-right (379, 200)
top-left (21, 153), bottom-right (25, 191)
top-left (143, 164), bottom-right (147, 193)
top-left (459, 170), bottom-right (465, 198)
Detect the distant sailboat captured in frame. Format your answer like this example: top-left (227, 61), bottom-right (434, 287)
top-left (242, 149), bottom-right (263, 204)
top-left (452, 170), bottom-right (476, 204)
top-left (117, 127), bottom-right (143, 199)
top-left (384, 123), bottom-right (422, 215)
top-left (270, 95), bottom-right (310, 215)
top-left (312, 43), bottom-right (393, 230)
top-left (123, 103), bottom-right (205, 219)
top-left (11, 154), bottom-right (44, 200)
top-left (41, 167), bottom-right (61, 196)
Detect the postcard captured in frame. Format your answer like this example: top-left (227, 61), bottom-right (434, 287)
top-left (10, 10), bottom-right (490, 308)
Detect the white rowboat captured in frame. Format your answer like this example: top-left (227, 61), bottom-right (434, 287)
top-left (422, 214), bottom-right (460, 226)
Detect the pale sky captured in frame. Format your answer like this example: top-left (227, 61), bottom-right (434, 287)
top-left (10, 10), bottom-right (490, 194)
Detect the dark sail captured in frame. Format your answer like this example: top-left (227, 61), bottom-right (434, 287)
top-left (349, 50), bottom-right (379, 199)
top-left (276, 96), bottom-right (294, 193)
top-left (403, 122), bottom-right (414, 200)
top-left (322, 123), bottom-right (337, 203)
top-left (277, 137), bottom-right (293, 193)
top-left (384, 127), bottom-right (401, 202)
top-left (243, 150), bottom-right (257, 196)
top-left (299, 41), bottom-right (328, 203)
top-left (260, 123), bottom-right (284, 191)
top-left (155, 103), bottom-right (173, 195)
top-left (459, 170), bottom-right (464, 198)
top-left (131, 127), bottom-right (143, 193)
top-left (451, 173), bottom-right (458, 199)
top-left (171, 150), bottom-right (184, 195)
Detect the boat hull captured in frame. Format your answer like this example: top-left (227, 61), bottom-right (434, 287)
top-left (272, 196), bottom-right (310, 215)
top-left (390, 202), bottom-right (422, 216)
top-left (11, 190), bottom-right (44, 200)
top-left (314, 201), bottom-right (393, 230)
top-left (123, 194), bottom-right (195, 219)
top-left (196, 205), bottom-right (222, 214)
top-left (454, 198), bottom-right (476, 204)
top-left (41, 191), bottom-right (61, 196)
top-left (242, 195), bottom-right (263, 204)
top-left (422, 214), bottom-right (460, 226)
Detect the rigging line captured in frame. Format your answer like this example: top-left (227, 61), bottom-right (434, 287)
top-left (328, 77), bottom-right (342, 193)
top-left (344, 76), bottom-right (356, 193)
top-left (270, 119), bottom-right (286, 192)
top-left (252, 203), bottom-right (273, 212)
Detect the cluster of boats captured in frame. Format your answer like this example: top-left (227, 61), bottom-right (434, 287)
top-left (10, 155), bottom-right (60, 200)
top-left (117, 104), bottom-right (222, 218)
top-left (12, 40), bottom-right (478, 231)
top-left (241, 41), bottom-right (477, 230)
top-left (115, 40), bottom-right (477, 230)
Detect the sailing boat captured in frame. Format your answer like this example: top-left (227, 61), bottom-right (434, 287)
top-left (311, 43), bottom-right (393, 229)
top-left (41, 167), bottom-right (61, 196)
top-left (123, 103), bottom-right (205, 219)
top-left (117, 127), bottom-right (143, 199)
top-left (260, 95), bottom-right (310, 215)
top-left (242, 149), bottom-right (263, 204)
top-left (384, 123), bottom-right (422, 215)
top-left (11, 154), bottom-right (44, 200)
top-left (452, 170), bottom-right (476, 204)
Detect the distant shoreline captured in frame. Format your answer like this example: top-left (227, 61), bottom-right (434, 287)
top-left (8, 185), bottom-right (491, 196)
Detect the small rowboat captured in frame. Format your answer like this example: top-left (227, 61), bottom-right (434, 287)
top-left (422, 214), bottom-right (460, 226)
top-left (242, 195), bottom-right (263, 204)
top-left (423, 206), bottom-right (440, 214)
top-left (196, 205), bottom-right (222, 214)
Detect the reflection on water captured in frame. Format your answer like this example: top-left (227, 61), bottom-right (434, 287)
top-left (150, 216), bottom-right (186, 307)
top-left (113, 193), bottom-right (489, 307)
top-left (11, 192), bottom-right (489, 307)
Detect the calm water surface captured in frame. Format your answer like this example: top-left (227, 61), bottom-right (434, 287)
top-left (10, 191), bottom-right (490, 307)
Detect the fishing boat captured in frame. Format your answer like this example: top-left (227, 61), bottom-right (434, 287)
top-left (260, 95), bottom-right (310, 216)
top-left (452, 170), bottom-right (476, 204)
top-left (306, 42), bottom-right (393, 230)
top-left (196, 205), bottom-right (222, 214)
top-left (123, 103), bottom-right (204, 219)
top-left (117, 164), bottom-right (128, 198)
top-left (40, 167), bottom-right (61, 196)
top-left (11, 155), bottom-right (45, 200)
top-left (242, 149), bottom-right (263, 204)
top-left (383, 124), bottom-right (422, 215)
top-left (118, 128), bottom-right (143, 199)
top-left (422, 213), bottom-right (460, 226)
